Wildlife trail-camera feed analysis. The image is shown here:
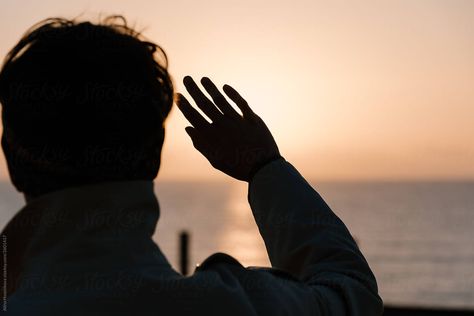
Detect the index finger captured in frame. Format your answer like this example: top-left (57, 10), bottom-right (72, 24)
top-left (183, 76), bottom-right (222, 122)
top-left (176, 93), bottom-right (210, 130)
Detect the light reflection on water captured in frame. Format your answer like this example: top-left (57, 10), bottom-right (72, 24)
top-left (217, 181), bottom-right (269, 267)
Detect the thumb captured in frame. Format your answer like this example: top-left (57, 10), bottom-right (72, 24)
top-left (185, 126), bottom-right (205, 151)
top-left (185, 126), bottom-right (212, 158)
top-left (185, 126), bottom-right (195, 137)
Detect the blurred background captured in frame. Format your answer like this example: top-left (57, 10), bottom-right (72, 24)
top-left (0, 0), bottom-right (473, 310)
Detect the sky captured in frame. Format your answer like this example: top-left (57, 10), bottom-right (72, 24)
top-left (0, 0), bottom-right (473, 182)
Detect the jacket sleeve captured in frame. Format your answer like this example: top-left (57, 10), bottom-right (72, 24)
top-left (246, 157), bottom-right (383, 315)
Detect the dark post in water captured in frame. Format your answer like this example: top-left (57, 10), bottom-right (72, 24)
top-left (179, 231), bottom-right (190, 276)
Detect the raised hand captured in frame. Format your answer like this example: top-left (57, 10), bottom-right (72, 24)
top-left (177, 76), bottom-right (281, 182)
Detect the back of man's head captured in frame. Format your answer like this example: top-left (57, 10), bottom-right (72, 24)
top-left (0, 16), bottom-right (174, 198)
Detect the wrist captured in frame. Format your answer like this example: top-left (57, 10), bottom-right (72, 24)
top-left (247, 154), bottom-right (283, 183)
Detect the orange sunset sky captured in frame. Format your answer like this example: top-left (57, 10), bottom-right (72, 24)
top-left (0, 0), bottom-right (473, 182)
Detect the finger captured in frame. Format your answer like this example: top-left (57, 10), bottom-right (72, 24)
top-left (201, 77), bottom-right (241, 120)
top-left (183, 76), bottom-right (222, 122)
top-left (176, 93), bottom-right (210, 130)
top-left (222, 84), bottom-right (255, 118)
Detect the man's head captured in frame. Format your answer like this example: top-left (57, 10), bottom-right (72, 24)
top-left (0, 16), bottom-right (174, 198)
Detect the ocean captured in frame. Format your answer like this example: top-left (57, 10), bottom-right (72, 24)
top-left (1, 180), bottom-right (473, 309)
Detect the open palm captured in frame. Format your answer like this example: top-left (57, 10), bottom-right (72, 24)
top-left (177, 76), bottom-right (281, 181)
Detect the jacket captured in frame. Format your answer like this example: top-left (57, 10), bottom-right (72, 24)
top-left (1, 157), bottom-right (383, 315)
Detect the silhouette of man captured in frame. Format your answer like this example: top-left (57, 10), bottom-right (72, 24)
top-left (0, 16), bottom-right (383, 315)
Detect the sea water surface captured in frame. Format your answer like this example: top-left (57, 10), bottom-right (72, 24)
top-left (1, 180), bottom-right (473, 309)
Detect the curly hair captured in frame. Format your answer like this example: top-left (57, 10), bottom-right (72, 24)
top-left (0, 16), bottom-right (174, 197)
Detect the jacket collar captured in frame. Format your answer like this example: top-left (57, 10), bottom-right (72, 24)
top-left (1, 180), bottom-right (164, 296)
